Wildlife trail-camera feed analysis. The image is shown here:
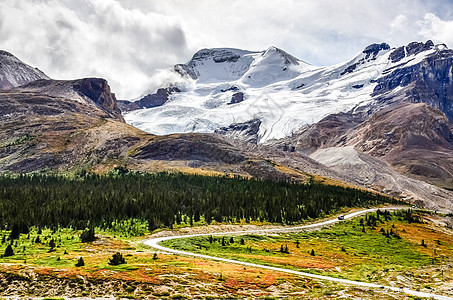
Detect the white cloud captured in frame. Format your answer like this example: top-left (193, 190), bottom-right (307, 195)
top-left (1, 0), bottom-right (452, 98)
top-left (417, 13), bottom-right (453, 46)
top-left (0, 0), bottom-right (190, 99)
top-left (391, 15), bottom-right (408, 31)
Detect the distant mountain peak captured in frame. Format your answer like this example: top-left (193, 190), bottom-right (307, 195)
top-left (127, 40), bottom-right (453, 145)
top-left (0, 50), bottom-right (49, 89)
top-left (263, 46), bottom-right (302, 65)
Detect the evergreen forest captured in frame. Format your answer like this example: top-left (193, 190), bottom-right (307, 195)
top-left (0, 171), bottom-right (398, 237)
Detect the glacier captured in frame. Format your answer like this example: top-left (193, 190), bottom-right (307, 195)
top-left (124, 43), bottom-right (441, 143)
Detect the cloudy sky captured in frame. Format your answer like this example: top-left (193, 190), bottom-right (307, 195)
top-left (2, 0), bottom-right (453, 99)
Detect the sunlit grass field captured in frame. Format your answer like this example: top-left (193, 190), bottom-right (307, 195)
top-left (162, 210), bottom-right (453, 284)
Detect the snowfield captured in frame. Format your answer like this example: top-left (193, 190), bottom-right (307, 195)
top-left (124, 44), bottom-right (440, 143)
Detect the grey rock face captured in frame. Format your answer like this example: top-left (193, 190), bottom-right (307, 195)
top-left (191, 49), bottom-right (241, 63)
top-left (389, 40), bottom-right (434, 63)
top-left (374, 48), bottom-right (453, 121)
top-left (138, 87), bottom-right (181, 109)
top-left (174, 63), bottom-right (199, 80)
top-left (229, 92), bottom-right (244, 105)
top-left (362, 43), bottom-right (390, 59)
top-left (215, 119), bottom-right (262, 144)
top-left (0, 50), bottom-right (49, 89)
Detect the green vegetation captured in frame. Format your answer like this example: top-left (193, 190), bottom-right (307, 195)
top-left (80, 227), bottom-right (96, 243)
top-left (0, 172), bottom-right (397, 239)
top-left (1, 135), bottom-right (34, 148)
top-left (108, 252), bottom-right (126, 266)
top-left (162, 210), bottom-right (441, 283)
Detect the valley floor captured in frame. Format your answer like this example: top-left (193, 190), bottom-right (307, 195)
top-left (1, 208), bottom-right (453, 299)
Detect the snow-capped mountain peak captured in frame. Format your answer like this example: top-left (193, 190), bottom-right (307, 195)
top-left (124, 41), bottom-right (451, 143)
top-left (174, 48), bottom-right (259, 82)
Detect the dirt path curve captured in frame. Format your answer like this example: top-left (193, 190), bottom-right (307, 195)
top-left (144, 207), bottom-right (453, 300)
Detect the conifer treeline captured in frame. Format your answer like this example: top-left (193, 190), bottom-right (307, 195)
top-left (0, 172), bottom-right (397, 233)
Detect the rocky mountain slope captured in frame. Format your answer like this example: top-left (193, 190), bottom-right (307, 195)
top-left (120, 41), bottom-right (453, 208)
top-left (0, 55), bottom-right (322, 183)
top-left (0, 82), bottom-right (311, 182)
top-left (0, 50), bottom-right (49, 89)
top-left (1, 47), bottom-right (452, 212)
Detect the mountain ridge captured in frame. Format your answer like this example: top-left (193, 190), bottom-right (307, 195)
top-left (0, 50), bottom-right (49, 89)
top-left (124, 41), bottom-right (450, 143)
top-left (1, 44), bottom-right (452, 212)
top-left (122, 40), bottom-right (453, 196)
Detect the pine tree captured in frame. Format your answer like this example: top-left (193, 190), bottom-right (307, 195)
top-left (9, 225), bottom-right (20, 240)
top-left (49, 238), bottom-right (56, 249)
top-left (108, 252), bottom-right (126, 265)
top-left (4, 244), bottom-right (14, 257)
top-left (75, 257), bottom-right (84, 267)
top-left (153, 253), bottom-right (158, 260)
top-left (310, 249), bottom-right (315, 256)
top-left (80, 227), bottom-right (96, 243)
top-left (240, 238), bottom-right (245, 245)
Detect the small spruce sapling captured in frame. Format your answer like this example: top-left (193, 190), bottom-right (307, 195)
top-left (49, 238), bottom-right (56, 250)
top-left (75, 257), bottom-right (84, 267)
top-left (4, 244), bottom-right (14, 257)
top-left (108, 252), bottom-right (126, 265)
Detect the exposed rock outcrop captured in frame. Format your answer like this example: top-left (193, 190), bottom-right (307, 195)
top-left (362, 43), bottom-right (390, 59)
top-left (15, 78), bottom-right (124, 121)
top-left (389, 40), bottom-right (435, 63)
top-left (229, 92), bottom-right (244, 105)
top-left (0, 50), bottom-right (49, 89)
top-left (374, 47), bottom-right (453, 121)
top-left (138, 87), bottom-right (181, 108)
top-left (132, 134), bottom-right (246, 164)
top-left (117, 87), bottom-right (181, 112)
top-left (215, 119), bottom-right (262, 144)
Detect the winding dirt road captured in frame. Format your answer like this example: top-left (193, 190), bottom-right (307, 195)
top-left (144, 207), bottom-right (453, 300)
